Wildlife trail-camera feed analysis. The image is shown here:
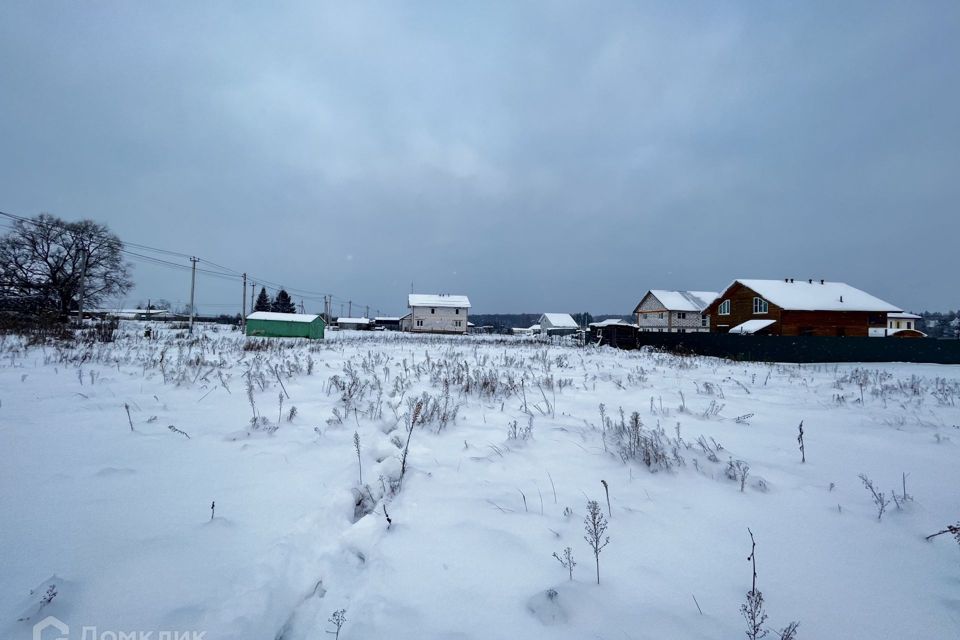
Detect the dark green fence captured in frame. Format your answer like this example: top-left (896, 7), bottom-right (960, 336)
top-left (634, 332), bottom-right (960, 364)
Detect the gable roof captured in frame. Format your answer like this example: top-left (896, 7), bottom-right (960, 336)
top-left (408, 294), bottom-right (471, 309)
top-left (634, 290), bottom-right (718, 313)
top-left (719, 280), bottom-right (900, 312)
top-left (247, 311), bottom-right (320, 323)
top-left (539, 313), bottom-right (579, 328)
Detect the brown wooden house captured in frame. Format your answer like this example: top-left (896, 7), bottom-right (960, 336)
top-left (703, 279), bottom-right (901, 337)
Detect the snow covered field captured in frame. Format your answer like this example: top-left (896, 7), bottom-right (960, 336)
top-left (1, 325), bottom-right (959, 640)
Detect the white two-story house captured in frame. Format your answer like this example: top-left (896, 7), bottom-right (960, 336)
top-left (633, 290), bottom-right (718, 333)
top-left (400, 294), bottom-right (471, 334)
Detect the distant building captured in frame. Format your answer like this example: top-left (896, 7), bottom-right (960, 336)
top-left (337, 317), bottom-right (373, 331)
top-left (589, 319), bottom-right (638, 348)
top-left (245, 311), bottom-right (325, 339)
top-left (869, 312), bottom-right (925, 337)
top-left (538, 313), bottom-right (579, 336)
top-left (703, 279), bottom-right (899, 336)
top-left (512, 324), bottom-right (540, 336)
top-left (633, 290), bottom-right (718, 333)
top-left (374, 317), bottom-right (401, 331)
top-left (401, 294), bottom-right (470, 334)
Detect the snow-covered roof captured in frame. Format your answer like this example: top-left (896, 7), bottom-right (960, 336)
top-left (589, 319), bottom-right (635, 328)
top-left (374, 317), bottom-right (400, 322)
top-left (887, 328), bottom-right (927, 337)
top-left (539, 313), bottom-right (579, 328)
top-left (92, 308), bottom-right (171, 316)
top-left (247, 311), bottom-right (320, 323)
top-left (725, 280), bottom-right (900, 312)
top-left (646, 290), bottom-right (719, 312)
top-left (888, 312), bottom-right (921, 319)
top-left (408, 294), bottom-right (471, 309)
top-left (337, 317), bottom-right (371, 324)
top-left (729, 319), bottom-right (777, 334)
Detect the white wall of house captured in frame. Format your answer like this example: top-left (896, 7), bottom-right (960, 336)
top-left (635, 295), bottom-right (709, 333)
top-left (408, 305), bottom-right (468, 333)
top-left (887, 317), bottom-right (917, 331)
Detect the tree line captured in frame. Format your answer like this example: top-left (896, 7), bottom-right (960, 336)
top-left (254, 287), bottom-right (297, 314)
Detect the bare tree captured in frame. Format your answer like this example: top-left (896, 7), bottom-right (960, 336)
top-left (0, 213), bottom-right (132, 320)
top-left (583, 500), bottom-right (610, 584)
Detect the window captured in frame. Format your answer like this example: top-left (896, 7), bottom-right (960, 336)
top-left (455, 308), bottom-right (460, 315)
top-left (658, 312), bottom-right (664, 319)
top-left (416, 319), bottom-right (423, 327)
top-left (753, 297), bottom-right (768, 314)
top-left (677, 312), bottom-right (687, 320)
top-left (907, 321), bottom-right (913, 330)
top-left (431, 308), bottom-right (435, 314)
top-left (701, 315), bottom-right (708, 327)
top-left (719, 300), bottom-right (731, 315)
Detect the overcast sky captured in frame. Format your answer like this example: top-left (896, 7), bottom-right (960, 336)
top-left (1, 1), bottom-right (957, 315)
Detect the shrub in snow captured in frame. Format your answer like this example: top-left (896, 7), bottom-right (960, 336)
top-left (327, 608), bottom-right (346, 639)
top-left (583, 499), bottom-right (610, 585)
top-left (354, 431), bottom-right (363, 485)
top-left (727, 459), bottom-right (750, 492)
top-left (526, 587), bottom-right (567, 625)
top-left (859, 474), bottom-right (891, 521)
top-left (925, 522), bottom-right (960, 544)
top-left (552, 546), bottom-right (576, 581)
top-left (741, 528), bottom-right (800, 640)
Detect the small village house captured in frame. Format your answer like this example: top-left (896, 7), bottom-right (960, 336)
top-left (337, 317), bottom-right (373, 331)
top-left (245, 311), bottom-right (325, 339)
top-left (512, 323), bottom-right (540, 336)
top-left (703, 279), bottom-right (900, 336)
top-left (538, 313), bottom-right (579, 336)
top-left (374, 317), bottom-right (401, 331)
top-left (589, 318), bottom-right (638, 348)
top-left (401, 294), bottom-right (470, 334)
top-left (633, 290), bottom-right (718, 333)
top-left (869, 312), bottom-right (925, 338)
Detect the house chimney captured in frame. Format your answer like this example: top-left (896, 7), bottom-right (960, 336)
top-left (808, 279), bottom-right (812, 284)
top-left (784, 278), bottom-right (788, 283)
top-left (790, 278), bottom-right (794, 283)
top-left (820, 279), bottom-right (824, 285)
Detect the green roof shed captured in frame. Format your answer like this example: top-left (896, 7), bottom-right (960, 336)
top-left (245, 311), bottom-right (325, 339)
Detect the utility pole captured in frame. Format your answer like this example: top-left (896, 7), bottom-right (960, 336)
top-left (241, 273), bottom-right (247, 329)
top-left (365, 305), bottom-right (369, 319)
top-left (250, 280), bottom-right (256, 312)
top-left (188, 256), bottom-right (198, 334)
top-left (348, 300), bottom-right (352, 317)
top-left (299, 299), bottom-right (305, 314)
top-left (76, 248), bottom-right (88, 329)
top-left (340, 303), bottom-right (344, 317)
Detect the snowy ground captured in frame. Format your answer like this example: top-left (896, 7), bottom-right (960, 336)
top-left (1, 324), bottom-right (959, 640)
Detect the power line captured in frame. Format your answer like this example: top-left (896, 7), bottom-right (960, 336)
top-left (0, 208), bottom-right (387, 314)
